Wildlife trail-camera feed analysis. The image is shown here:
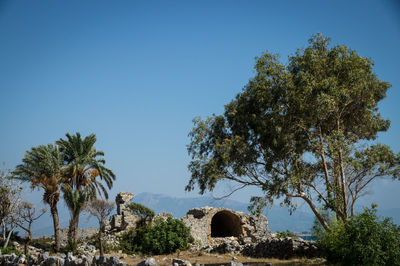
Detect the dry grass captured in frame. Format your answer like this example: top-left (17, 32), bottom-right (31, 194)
top-left (108, 250), bottom-right (321, 265)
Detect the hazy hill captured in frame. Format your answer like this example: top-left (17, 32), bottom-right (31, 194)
top-left (133, 192), bottom-right (315, 232)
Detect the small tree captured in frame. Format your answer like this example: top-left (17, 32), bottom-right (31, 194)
top-left (0, 169), bottom-right (22, 248)
top-left (128, 203), bottom-right (155, 227)
top-left (0, 170), bottom-right (11, 235)
top-left (17, 201), bottom-right (46, 254)
top-left (86, 199), bottom-right (114, 256)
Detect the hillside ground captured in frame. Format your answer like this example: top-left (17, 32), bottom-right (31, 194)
top-left (114, 250), bottom-right (325, 265)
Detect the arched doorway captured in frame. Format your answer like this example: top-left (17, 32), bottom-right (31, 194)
top-left (211, 210), bottom-right (242, 237)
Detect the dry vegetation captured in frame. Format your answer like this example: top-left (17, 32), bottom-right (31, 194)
top-left (114, 250), bottom-right (323, 265)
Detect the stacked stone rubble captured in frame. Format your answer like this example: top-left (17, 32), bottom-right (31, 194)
top-left (107, 192), bottom-right (138, 232)
top-left (0, 252), bottom-right (128, 266)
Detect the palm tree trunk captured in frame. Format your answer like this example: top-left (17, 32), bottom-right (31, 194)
top-left (68, 214), bottom-right (80, 248)
top-left (50, 204), bottom-right (61, 252)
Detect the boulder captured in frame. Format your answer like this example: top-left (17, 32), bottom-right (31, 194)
top-left (137, 257), bottom-right (158, 266)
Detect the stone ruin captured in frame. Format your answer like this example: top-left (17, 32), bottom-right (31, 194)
top-left (106, 192), bottom-right (174, 233)
top-left (106, 192), bottom-right (271, 247)
top-left (107, 192), bottom-right (138, 232)
top-left (182, 206), bottom-right (270, 247)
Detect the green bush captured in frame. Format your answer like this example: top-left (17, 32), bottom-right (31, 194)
top-left (275, 230), bottom-right (297, 238)
top-left (0, 245), bottom-right (21, 255)
top-left (318, 204), bottom-right (400, 265)
top-left (128, 203), bottom-right (155, 220)
top-left (120, 217), bottom-right (193, 255)
top-left (128, 202), bottom-right (155, 228)
top-left (311, 208), bottom-right (334, 240)
top-left (86, 233), bottom-right (118, 254)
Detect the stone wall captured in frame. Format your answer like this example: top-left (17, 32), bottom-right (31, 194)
top-left (107, 192), bottom-right (138, 233)
top-left (0, 252), bottom-right (127, 266)
top-left (182, 207), bottom-right (270, 247)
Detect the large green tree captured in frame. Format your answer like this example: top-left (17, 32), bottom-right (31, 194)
top-left (13, 144), bottom-right (64, 251)
top-left (57, 133), bottom-right (115, 244)
top-left (186, 34), bottom-right (400, 230)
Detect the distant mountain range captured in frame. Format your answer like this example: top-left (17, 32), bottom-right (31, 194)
top-left (30, 192), bottom-right (400, 237)
top-left (132, 192), bottom-right (315, 232)
top-left (130, 192), bottom-right (400, 232)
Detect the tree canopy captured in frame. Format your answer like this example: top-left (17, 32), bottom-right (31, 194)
top-left (57, 133), bottom-right (116, 200)
top-left (186, 34), bottom-right (400, 229)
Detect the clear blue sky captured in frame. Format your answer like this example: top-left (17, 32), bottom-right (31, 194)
top-left (1, 0), bottom-right (399, 209)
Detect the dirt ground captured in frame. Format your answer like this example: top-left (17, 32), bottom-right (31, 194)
top-left (109, 250), bottom-right (322, 265)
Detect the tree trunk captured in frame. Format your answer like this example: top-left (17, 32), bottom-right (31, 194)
top-left (2, 222), bottom-right (5, 240)
top-left (50, 204), bottom-right (61, 252)
top-left (99, 220), bottom-right (105, 256)
top-left (3, 226), bottom-right (14, 248)
top-left (99, 228), bottom-right (104, 256)
top-left (338, 148), bottom-right (348, 219)
top-left (24, 231), bottom-right (31, 255)
top-left (302, 194), bottom-right (330, 231)
top-left (68, 214), bottom-right (80, 249)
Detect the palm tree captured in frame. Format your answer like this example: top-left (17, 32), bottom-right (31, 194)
top-left (56, 133), bottom-right (115, 244)
top-left (63, 185), bottom-right (88, 251)
top-left (13, 144), bottom-right (64, 252)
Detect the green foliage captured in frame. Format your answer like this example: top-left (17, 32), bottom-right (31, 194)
top-left (63, 186), bottom-right (88, 219)
top-left (63, 185), bottom-right (88, 251)
top-left (64, 238), bottom-right (79, 254)
top-left (248, 196), bottom-right (267, 217)
top-left (57, 132), bottom-right (116, 200)
top-left (318, 204), bottom-right (400, 265)
top-left (86, 233), bottom-right (115, 254)
top-left (120, 217), bottom-right (193, 255)
top-left (12, 144), bottom-right (64, 251)
top-left (186, 33), bottom-right (400, 229)
top-left (30, 237), bottom-right (54, 251)
top-left (311, 209), bottom-right (334, 240)
top-left (119, 229), bottom-right (136, 254)
top-left (128, 203), bottom-right (155, 221)
top-left (275, 230), bottom-right (297, 238)
top-left (0, 245), bottom-right (21, 255)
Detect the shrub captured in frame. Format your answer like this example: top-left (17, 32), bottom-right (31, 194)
top-left (0, 245), bottom-right (21, 255)
top-left (128, 203), bottom-right (155, 220)
top-left (86, 233), bottom-right (118, 254)
top-left (30, 237), bottom-right (53, 251)
top-left (120, 217), bottom-right (193, 255)
top-left (275, 230), bottom-right (297, 238)
top-left (318, 204), bottom-right (400, 265)
top-left (128, 202), bottom-right (155, 228)
top-left (311, 208), bottom-right (334, 240)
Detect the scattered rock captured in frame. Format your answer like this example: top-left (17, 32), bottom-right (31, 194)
top-left (172, 258), bottom-right (192, 266)
top-left (227, 262), bottom-right (243, 266)
top-left (137, 257), bottom-right (158, 266)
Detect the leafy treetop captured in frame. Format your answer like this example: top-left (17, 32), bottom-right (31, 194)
top-left (186, 34), bottom-right (400, 229)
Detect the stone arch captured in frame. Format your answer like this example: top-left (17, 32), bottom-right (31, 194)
top-left (210, 210), bottom-right (243, 237)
